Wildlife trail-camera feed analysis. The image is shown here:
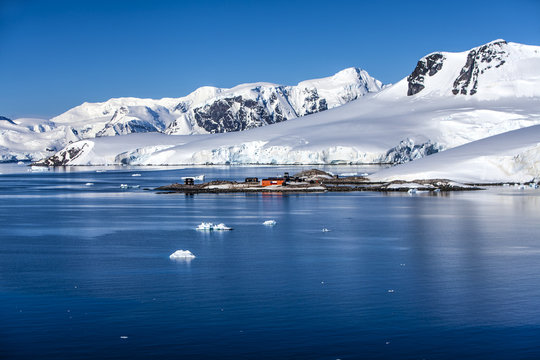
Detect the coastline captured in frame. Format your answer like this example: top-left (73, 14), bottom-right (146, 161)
top-left (155, 169), bottom-right (484, 193)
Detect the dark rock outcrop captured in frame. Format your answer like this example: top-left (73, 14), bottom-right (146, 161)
top-left (452, 40), bottom-right (508, 95)
top-left (407, 53), bottom-right (445, 96)
top-left (192, 96), bottom-right (287, 133)
top-left (32, 143), bottom-right (89, 166)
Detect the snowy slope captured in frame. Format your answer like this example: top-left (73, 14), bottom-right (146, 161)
top-left (49, 67), bottom-right (382, 138)
top-left (0, 117), bottom-right (77, 162)
top-left (35, 94), bottom-right (540, 167)
top-left (368, 125), bottom-right (540, 183)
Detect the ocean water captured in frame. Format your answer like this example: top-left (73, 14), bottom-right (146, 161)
top-left (1, 164), bottom-right (540, 359)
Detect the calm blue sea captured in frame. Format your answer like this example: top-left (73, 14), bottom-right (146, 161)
top-left (1, 164), bottom-right (540, 359)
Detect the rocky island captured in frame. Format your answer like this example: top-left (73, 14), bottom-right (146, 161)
top-left (155, 169), bottom-right (483, 194)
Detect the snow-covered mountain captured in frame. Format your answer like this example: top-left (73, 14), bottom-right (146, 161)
top-left (1, 67), bottom-right (381, 161)
top-left (50, 67), bottom-right (382, 138)
top-left (0, 117), bottom-right (78, 162)
top-left (384, 39), bottom-right (540, 99)
top-left (36, 40), bottom-right (540, 181)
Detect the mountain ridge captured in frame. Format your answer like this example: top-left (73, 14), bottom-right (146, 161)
top-left (50, 67), bottom-right (383, 138)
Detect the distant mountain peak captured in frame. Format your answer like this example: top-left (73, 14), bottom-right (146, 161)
top-left (400, 39), bottom-right (539, 99)
top-left (451, 40), bottom-right (508, 96)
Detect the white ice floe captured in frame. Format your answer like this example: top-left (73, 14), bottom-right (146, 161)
top-left (29, 166), bottom-right (48, 172)
top-left (85, 182), bottom-right (94, 186)
top-left (407, 188), bottom-right (429, 194)
top-left (169, 250), bottom-right (196, 259)
top-left (322, 228), bottom-right (330, 232)
top-left (196, 222), bottom-right (233, 231)
top-left (132, 173), bottom-right (141, 177)
top-left (263, 220), bottom-right (277, 226)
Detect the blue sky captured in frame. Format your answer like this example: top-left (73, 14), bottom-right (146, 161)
top-left (1, 0), bottom-right (539, 119)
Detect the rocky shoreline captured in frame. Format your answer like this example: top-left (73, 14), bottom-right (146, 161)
top-left (155, 169), bottom-right (484, 194)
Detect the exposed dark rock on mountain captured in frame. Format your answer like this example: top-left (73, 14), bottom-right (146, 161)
top-left (452, 40), bottom-right (508, 95)
top-left (407, 53), bottom-right (445, 96)
top-left (32, 142), bottom-right (90, 166)
top-left (192, 96), bottom-right (286, 133)
top-left (407, 53), bottom-right (444, 96)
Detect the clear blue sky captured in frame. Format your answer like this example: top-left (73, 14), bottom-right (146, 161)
top-left (1, 0), bottom-right (539, 119)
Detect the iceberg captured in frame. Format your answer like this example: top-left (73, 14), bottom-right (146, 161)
top-left (196, 222), bottom-right (233, 231)
top-left (407, 188), bottom-right (429, 194)
top-left (29, 166), bottom-right (48, 172)
top-left (169, 250), bottom-right (196, 259)
top-left (263, 220), bottom-right (277, 226)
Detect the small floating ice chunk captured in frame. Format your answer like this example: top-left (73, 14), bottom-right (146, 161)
top-left (120, 184), bottom-right (129, 189)
top-left (132, 173), bottom-right (141, 177)
top-left (96, 170), bottom-right (106, 173)
top-left (120, 336), bottom-right (128, 339)
top-left (196, 222), bottom-right (233, 231)
top-left (387, 289), bottom-right (395, 293)
top-left (132, 185), bottom-right (140, 188)
top-left (85, 182), bottom-right (94, 186)
top-left (322, 228), bottom-right (330, 232)
top-left (169, 250), bottom-right (196, 259)
top-left (29, 166), bottom-right (48, 172)
top-left (408, 188), bottom-right (429, 194)
top-left (263, 220), bottom-right (276, 226)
